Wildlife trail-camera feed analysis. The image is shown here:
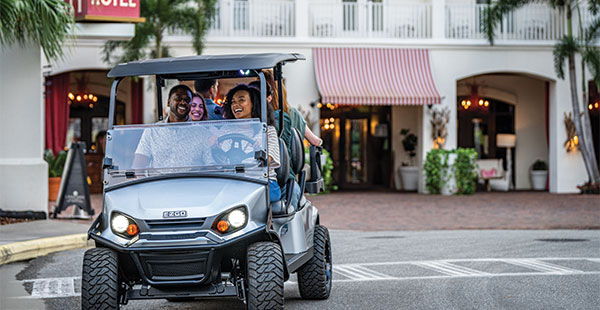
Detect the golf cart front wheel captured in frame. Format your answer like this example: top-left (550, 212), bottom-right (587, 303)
top-left (297, 225), bottom-right (332, 299)
top-left (246, 242), bottom-right (284, 310)
top-left (82, 248), bottom-right (120, 310)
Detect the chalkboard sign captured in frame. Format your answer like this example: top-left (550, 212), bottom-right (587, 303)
top-left (53, 142), bottom-right (94, 218)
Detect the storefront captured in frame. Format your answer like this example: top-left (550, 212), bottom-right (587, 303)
top-left (312, 47), bottom-right (440, 190)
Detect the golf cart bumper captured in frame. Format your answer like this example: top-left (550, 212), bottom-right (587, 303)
top-left (89, 224), bottom-right (269, 288)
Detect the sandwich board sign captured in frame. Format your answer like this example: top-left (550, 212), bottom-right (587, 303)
top-left (54, 142), bottom-right (94, 219)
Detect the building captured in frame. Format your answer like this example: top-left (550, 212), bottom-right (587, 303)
top-left (3, 0), bottom-right (598, 213)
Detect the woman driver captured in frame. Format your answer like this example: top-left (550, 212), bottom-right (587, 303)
top-left (223, 84), bottom-right (282, 203)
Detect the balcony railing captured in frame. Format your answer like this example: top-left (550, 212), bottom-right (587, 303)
top-left (207, 0), bottom-right (295, 37)
top-left (176, 0), bottom-right (596, 44)
top-left (309, 2), bottom-right (432, 38)
top-left (445, 3), bottom-right (567, 41)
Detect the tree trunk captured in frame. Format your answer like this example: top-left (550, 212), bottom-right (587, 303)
top-left (566, 8), bottom-right (600, 183)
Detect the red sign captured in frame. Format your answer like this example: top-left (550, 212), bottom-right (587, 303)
top-left (66, 0), bottom-right (145, 22)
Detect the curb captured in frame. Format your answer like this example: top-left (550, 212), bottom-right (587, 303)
top-left (0, 234), bottom-right (93, 265)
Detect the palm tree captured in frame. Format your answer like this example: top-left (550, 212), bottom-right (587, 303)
top-left (0, 0), bottom-right (73, 61)
top-left (103, 0), bottom-right (217, 64)
top-left (483, 0), bottom-right (600, 183)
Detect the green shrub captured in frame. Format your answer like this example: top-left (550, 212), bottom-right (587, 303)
top-left (454, 148), bottom-right (478, 195)
top-left (424, 148), bottom-right (477, 195)
top-left (424, 149), bottom-right (449, 194)
top-left (43, 149), bottom-right (67, 178)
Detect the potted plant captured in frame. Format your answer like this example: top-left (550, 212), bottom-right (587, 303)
top-left (44, 149), bottom-right (67, 201)
top-left (398, 129), bottom-right (419, 191)
top-left (530, 159), bottom-right (548, 191)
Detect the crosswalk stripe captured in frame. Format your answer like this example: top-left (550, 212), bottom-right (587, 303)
top-left (345, 265), bottom-right (395, 279)
top-left (504, 259), bottom-right (582, 274)
top-left (413, 262), bottom-right (466, 276)
top-left (31, 278), bottom-right (78, 298)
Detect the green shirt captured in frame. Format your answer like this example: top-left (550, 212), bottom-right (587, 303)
top-left (288, 106), bottom-right (307, 138)
top-left (274, 110), bottom-right (295, 179)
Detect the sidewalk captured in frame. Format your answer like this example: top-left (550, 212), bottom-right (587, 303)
top-left (309, 191), bottom-right (600, 231)
top-left (1, 191), bottom-right (598, 265)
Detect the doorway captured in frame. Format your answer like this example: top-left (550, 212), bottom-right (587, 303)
top-left (321, 106), bottom-right (392, 189)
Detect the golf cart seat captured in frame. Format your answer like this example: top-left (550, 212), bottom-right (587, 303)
top-left (272, 128), bottom-right (306, 215)
top-left (272, 138), bottom-right (290, 215)
top-left (305, 145), bottom-right (325, 194)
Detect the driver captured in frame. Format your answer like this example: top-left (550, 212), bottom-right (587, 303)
top-left (132, 85), bottom-right (212, 169)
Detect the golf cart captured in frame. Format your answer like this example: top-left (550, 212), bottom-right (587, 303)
top-left (82, 54), bottom-right (331, 310)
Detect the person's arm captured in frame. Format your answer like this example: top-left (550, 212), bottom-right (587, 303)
top-left (267, 126), bottom-right (280, 168)
top-left (132, 129), bottom-right (152, 169)
top-left (305, 124), bottom-right (323, 146)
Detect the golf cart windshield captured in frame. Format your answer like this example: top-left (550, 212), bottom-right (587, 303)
top-left (104, 119), bottom-right (267, 186)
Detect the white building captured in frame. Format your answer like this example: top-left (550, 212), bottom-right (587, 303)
top-left (2, 0), bottom-right (599, 213)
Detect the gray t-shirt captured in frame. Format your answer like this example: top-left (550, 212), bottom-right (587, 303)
top-left (134, 125), bottom-right (213, 169)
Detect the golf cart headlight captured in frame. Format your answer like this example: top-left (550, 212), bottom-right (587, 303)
top-left (111, 214), bottom-right (129, 233)
top-left (228, 209), bottom-right (246, 228)
top-left (213, 207), bottom-right (247, 234)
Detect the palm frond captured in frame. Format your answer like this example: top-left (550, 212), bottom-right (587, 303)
top-left (482, 0), bottom-right (535, 45)
top-left (553, 35), bottom-right (579, 79)
top-left (1, 0), bottom-right (74, 61)
top-left (584, 17), bottom-right (600, 44)
top-left (582, 46), bottom-right (600, 88)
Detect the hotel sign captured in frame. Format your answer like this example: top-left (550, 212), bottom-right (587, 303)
top-left (67, 0), bottom-right (146, 23)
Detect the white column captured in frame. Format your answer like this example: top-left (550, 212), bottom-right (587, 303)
top-left (0, 42), bottom-right (48, 213)
top-left (357, 0), bottom-right (368, 36)
top-left (431, 0), bottom-right (446, 40)
top-left (295, 0), bottom-right (309, 39)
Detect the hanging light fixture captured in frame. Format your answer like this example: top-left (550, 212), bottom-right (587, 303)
top-left (68, 74), bottom-right (98, 108)
top-left (461, 84), bottom-right (489, 111)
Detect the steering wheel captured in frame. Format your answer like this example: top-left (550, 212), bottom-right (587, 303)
top-left (211, 133), bottom-right (257, 165)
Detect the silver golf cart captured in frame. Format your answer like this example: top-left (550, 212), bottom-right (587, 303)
top-left (82, 54), bottom-right (331, 310)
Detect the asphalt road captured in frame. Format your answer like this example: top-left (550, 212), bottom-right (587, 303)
top-left (1, 229), bottom-right (599, 310)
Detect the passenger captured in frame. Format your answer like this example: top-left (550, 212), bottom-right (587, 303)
top-left (251, 76), bottom-right (300, 211)
top-left (190, 92), bottom-right (208, 121)
top-left (262, 69), bottom-right (323, 146)
top-left (194, 79), bottom-right (224, 120)
top-left (162, 84), bottom-right (193, 123)
top-left (223, 84), bottom-right (282, 203)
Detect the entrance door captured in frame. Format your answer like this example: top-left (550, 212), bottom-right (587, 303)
top-left (321, 106), bottom-right (391, 189)
top-left (345, 118), bottom-right (368, 184)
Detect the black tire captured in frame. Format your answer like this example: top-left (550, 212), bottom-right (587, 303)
top-left (297, 225), bottom-right (332, 299)
top-left (82, 248), bottom-right (120, 310)
top-left (246, 242), bottom-right (284, 310)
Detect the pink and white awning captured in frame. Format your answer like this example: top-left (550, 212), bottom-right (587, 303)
top-left (313, 48), bottom-right (441, 106)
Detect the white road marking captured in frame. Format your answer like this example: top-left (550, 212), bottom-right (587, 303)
top-left (30, 277), bottom-right (79, 298)
top-left (335, 265), bottom-right (394, 280)
top-left (413, 261), bottom-right (490, 276)
top-left (504, 259), bottom-right (582, 274)
top-left (15, 257), bottom-right (600, 298)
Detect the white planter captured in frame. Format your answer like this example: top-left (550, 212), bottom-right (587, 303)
top-left (530, 170), bottom-right (548, 191)
top-left (398, 166), bottom-right (419, 191)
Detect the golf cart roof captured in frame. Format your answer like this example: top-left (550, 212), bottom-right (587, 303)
top-left (107, 53), bottom-right (305, 78)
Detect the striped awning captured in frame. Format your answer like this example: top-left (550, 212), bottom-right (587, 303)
top-left (313, 48), bottom-right (441, 105)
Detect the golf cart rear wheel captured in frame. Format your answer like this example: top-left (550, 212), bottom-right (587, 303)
top-left (246, 242), bottom-right (284, 310)
top-left (297, 225), bottom-right (332, 299)
top-left (82, 248), bottom-right (120, 310)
